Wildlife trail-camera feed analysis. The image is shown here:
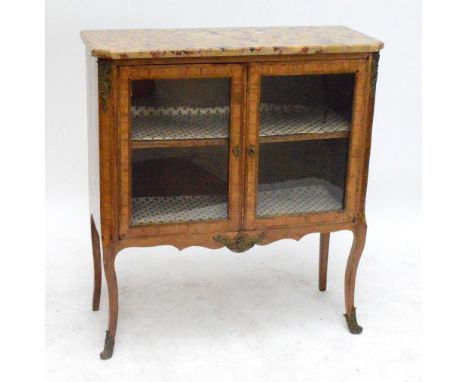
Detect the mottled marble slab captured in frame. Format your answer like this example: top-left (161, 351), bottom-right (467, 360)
top-left (81, 26), bottom-right (383, 60)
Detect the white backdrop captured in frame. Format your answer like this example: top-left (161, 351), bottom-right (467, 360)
top-left (46, 1), bottom-right (421, 381)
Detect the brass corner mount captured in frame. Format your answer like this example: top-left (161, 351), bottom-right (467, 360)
top-left (98, 60), bottom-right (112, 111)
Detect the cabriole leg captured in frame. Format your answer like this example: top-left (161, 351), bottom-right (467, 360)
top-left (90, 216), bottom-right (102, 311)
top-left (319, 233), bottom-right (330, 291)
top-left (344, 223), bottom-right (367, 334)
top-left (100, 245), bottom-right (118, 360)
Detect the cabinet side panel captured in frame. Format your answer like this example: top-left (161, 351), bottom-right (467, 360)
top-left (86, 50), bottom-right (101, 235)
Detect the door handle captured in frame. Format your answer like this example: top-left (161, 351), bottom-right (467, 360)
top-left (247, 145), bottom-right (256, 157)
top-left (232, 146), bottom-right (241, 157)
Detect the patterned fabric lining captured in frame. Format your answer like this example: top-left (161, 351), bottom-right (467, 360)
top-left (131, 104), bottom-right (350, 141)
top-left (260, 104), bottom-right (349, 136)
top-left (257, 178), bottom-right (343, 217)
top-left (132, 194), bottom-right (228, 225)
top-left (131, 177), bottom-right (342, 225)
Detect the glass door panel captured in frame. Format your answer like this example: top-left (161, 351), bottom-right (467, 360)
top-left (132, 145), bottom-right (228, 225)
top-left (257, 139), bottom-right (348, 217)
top-left (256, 73), bottom-right (355, 218)
top-left (130, 77), bottom-right (231, 225)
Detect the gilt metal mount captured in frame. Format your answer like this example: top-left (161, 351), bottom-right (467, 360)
top-left (214, 232), bottom-right (266, 253)
top-left (98, 60), bottom-right (112, 111)
top-left (343, 307), bottom-right (363, 334)
top-left (371, 52), bottom-right (380, 99)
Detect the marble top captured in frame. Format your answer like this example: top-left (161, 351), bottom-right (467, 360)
top-left (80, 26), bottom-right (383, 60)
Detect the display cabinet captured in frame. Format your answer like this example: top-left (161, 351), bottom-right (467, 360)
top-left (81, 26), bottom-right (383, 359)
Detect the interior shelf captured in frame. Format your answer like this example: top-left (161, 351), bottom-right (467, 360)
top-left (131, 104), bottom-right (350, 145)
top-left (131, 177), bottom-right (342, 225)
top-left (132, 105), bottom-right (230, 141)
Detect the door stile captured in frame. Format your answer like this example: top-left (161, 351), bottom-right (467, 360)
top-left (243, 63), bottom-right (262, 230)
top-left (226, 64), bottom-right (245, 231)
top-left (342, 63), bottom-right (369, 220)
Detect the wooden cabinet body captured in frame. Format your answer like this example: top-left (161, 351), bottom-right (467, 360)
top-left (82, 26), bottom-right (383, 359)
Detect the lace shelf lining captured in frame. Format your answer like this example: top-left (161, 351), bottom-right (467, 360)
top-left (131, 104), bottom-right (350, 141)
top-left (131, 177), bottom-right (343, 225)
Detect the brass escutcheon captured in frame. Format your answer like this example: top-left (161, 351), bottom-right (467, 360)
top-left (247, 145), bottom-right (256, 157)
top-left (232, 146), bottom-right (241, 157)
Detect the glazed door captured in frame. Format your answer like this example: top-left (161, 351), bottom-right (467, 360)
top-left (244, 60), bottom-right (368, 230)
top-left (118, 64), bottom-right (244, 238)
